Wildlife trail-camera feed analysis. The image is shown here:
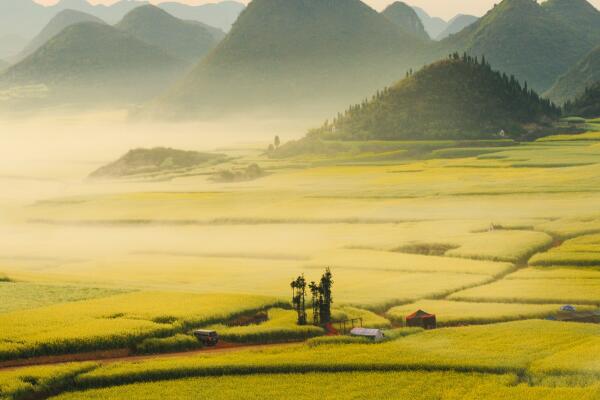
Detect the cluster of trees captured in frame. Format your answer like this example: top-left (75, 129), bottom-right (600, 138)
top-left (266, 136), bottom-right (281, 153)
top-left (309, 53), bottom-right (561, 141)
top-left (290, 268), bottom-right (333, 326)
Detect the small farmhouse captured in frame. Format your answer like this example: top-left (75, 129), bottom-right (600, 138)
top-left (350, 327), bottom-right (385, 341)
top-left (406, 310), bottom-right (437, 330)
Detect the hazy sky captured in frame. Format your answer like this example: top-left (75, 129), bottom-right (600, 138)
top-left (35, 0), bottom-right (600, 20)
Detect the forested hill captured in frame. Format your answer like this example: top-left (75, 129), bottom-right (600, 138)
top-left (437, 0), bottom-right (597, 92)
top-left (16, 9), bottom-right (104, 62)
top-left (154, 0), bottom-right (429, 117)
top-left (115, 5), bottom-right (219, 63)
top-left (545, 45), bottom-right (600, 105)
top-left (308, 55), bottom-right (560, 141)
top-left (563, 82), bottom-right (600, 118)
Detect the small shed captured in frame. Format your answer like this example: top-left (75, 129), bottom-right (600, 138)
top-left (350, 327), bottom-right (385, 341)
top-left (406, 310), bottom-right (437, 330)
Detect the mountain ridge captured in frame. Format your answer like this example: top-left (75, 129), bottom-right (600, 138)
top-left (0, 21), bottom-right (183, 104)
top-left (435, 14), bottom-right (478, 40)
top-left (15, 9), bottom-right (104, 63)
top-left (545, 45), bottom-right (600, 104)
top-left (155, 0), bottom-right (429, 118)
top-left (115, 5), bottom-right (219, 62)
top-left (437, 0), bottom-right (597, 92)
top-left (382, 2), bottom-right (430, 41)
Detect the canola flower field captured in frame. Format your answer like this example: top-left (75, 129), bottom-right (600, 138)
top-left (2, 121), bottom-right (600, 398)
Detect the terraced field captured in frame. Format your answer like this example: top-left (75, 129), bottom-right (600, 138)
top-left (2, 119), bottom-right (600, 398)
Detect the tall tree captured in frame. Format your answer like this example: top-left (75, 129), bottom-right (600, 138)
top-left (290, 274), bottom-right (307, 325)
top-left (309, 281), bottom-right (321, 325)
top-left (319, 268), bottom-right (333, 324)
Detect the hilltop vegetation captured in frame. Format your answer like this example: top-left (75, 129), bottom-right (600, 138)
top-left (90, 147), bottom-right (227, 179)
top-left (306, 55), bottom-right (559, 141)
top-left (116, 5), bottom-right (218, 63)
top-left (438, 0), bottom-right (599, 92)
top-left (156, 0), bottom-right (428, 117)
top-left (546, 45), bottom-right (600, 105)
top-left (382, 1), bottom-right (430, 41)
top-left (16, 9), bottom-right (104, 62)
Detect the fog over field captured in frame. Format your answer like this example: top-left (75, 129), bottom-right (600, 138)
top-left (1, 1), bottom-right (600, 399)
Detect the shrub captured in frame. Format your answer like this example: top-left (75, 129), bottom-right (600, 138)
top-left (135, 335), bottom-right (201, 355)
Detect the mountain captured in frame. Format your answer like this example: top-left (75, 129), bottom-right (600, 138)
top-left (545, 45), bottom-right (600, 105)
top-left (438, 0), bottom-right (597, 92)
top-left (563, 82), bottom-right (600, 118)
top-left (159, 1), bottom-right (245, 32)
top-left (306, 55), bottom-right (559, 140)
top-left (155, 0), bottom-right (428, 118)
top-left (116, 5), bottom-right (219, 62)
top-left (16, 9), bottom-right (104, 63)
top-left (0, 22), bottom-right (182, 104)
top-left (412, 7), bottom-right (447, 39)
top-left (435, 14), bottom-right (478, 40)
top-left (542, 0), bottom-right (600, 43)
top-left (382, 2), bottom-right (429, 40)
top-left (0, 0), bottom-right (242, 47)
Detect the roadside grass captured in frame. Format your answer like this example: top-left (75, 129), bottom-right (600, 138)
top-left (0, 292), bottom-right (282, 361)
top-left (2, 321), bottom-right (600, 399)
top-left (386, 300), bottom-right (596, 326)
top-left (135, 335), bottom-right (201, 355)
top-left (53, 320), bottom-right (600, 390)
top-left (207, 309), bottom-right (324, 344)
top-left (0, 362), bottom-right (98, 400)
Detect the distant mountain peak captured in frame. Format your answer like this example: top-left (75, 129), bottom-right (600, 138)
top-left (15, 8), bottom-right (104, 62)
top-left (155, 0), bottom-right (427, 117)
top-left (116, 3), bottom-right (218, 62)
top-left (382, 1), bottom-right (430, 40)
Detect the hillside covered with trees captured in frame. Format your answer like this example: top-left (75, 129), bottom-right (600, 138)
top-left (15, 9), bottom-right (104, 62)
top-left (546, 45), bottom-right (600, 105)
top-left (155, 0), bottom-right (429, 117)
top-left (563, 82), bottom-right (600, 118)
top-left (115, 5), bottom-right (219, 63)
top-left (437, 0), bottom-right (599, 92)
top-left (0, 22), bottom-right (183, 103)
top-left (308, 55), bottom-right (560, 141)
